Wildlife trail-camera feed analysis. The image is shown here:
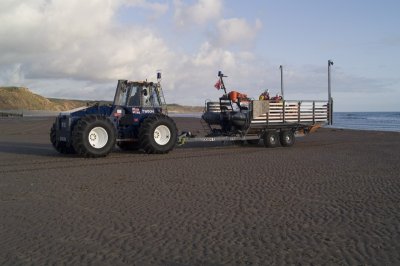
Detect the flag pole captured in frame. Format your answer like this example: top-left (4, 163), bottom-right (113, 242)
top-left (279, 65), bottom-right (284, 99)
top-left (218, 71), bottom-right (227, 94)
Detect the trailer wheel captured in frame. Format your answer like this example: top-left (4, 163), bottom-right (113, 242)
top-left (263, 131), bottom-right (279, 148)
top-left (139, 114), bottom-right (178, 154)
top-left (72, 115), bottom-right (116, 157)
top-left (280, 130), bottom-right (295, 147)
top-left (50, 123), bottom-right (76, 154)
top-left (117, 141), bottom-right (140, 151)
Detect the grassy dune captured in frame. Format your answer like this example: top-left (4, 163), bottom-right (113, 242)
top-left (0, 87), bottom-right (86, 111)
top-left (0, 87), bottom-right (203, 113)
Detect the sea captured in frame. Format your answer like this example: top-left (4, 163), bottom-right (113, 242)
top-left (330, 112), bottom-right (400, 132)
top-left (2, 110), bottom-right (400, 133)
top-left (171, 112), bottom-right (400, 133)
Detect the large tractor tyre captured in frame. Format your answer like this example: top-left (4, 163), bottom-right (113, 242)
top-left (117, 141), bottom-right (140, 151)
top-left (263, 131), bottom-right (279, 148)
top-left (50, 123), bottom-right (76, 154)
top-left (139, 114), bottom-right (178, 154)
top-left (280, 130), bottom-right (295, 147)
top-left (71, 115), bottom-right (116, 158)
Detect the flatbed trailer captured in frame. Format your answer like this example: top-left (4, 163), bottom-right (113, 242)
top-left (178, 99), bottom-right (332, 146)
top-left (178, 67), bottom-right (333, 148)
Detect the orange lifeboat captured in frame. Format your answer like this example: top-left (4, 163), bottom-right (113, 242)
top-left (228, 91), bottom-right (248, 102)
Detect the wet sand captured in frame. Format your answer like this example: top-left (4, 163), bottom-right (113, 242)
top-left (1, 117), bottom-right (400, 265)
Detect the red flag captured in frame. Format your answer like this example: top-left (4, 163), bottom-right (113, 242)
top-left (214, 79), bottom-right (221, 90)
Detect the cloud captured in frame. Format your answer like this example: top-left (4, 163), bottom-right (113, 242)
top-left (122, 0), bottom-right (169, 19)
top-left (0, 0), bottom-right (173, 82)
top-left (0, 0), bottom-right (269, 105)
top-left (173, 0), bottom-right (223, 27)
top-left (0, 0), bottom-right (178, 102)
top-left (214, 18), bottom-right (262, 49)
top-left (0, 64), bottom-right (24, 85)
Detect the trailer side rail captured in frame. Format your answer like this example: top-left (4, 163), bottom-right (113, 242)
top-left (251, 100), bottom-right (329, 125)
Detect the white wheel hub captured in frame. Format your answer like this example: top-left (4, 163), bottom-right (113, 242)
top-left (88, 127), bottom-right (108, 149)
top-left (153, 125), bottom-right (171, 145)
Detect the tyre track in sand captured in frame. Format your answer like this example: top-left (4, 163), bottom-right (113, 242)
top-left (0, 145), bottom-right (267, 174)
top-left (0, 137), bottom-right (366, 175)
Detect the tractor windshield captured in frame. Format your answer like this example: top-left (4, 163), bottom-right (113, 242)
top-left (113, 81), bottom-right (162, 107)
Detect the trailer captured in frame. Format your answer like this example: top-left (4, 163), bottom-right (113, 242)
top-left (178, 67), bottom-right (333, 148)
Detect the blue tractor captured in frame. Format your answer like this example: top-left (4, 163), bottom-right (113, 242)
top-left (50, 73), bottom-right (178, 157)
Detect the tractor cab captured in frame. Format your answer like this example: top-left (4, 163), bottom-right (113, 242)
top-left (113, 80), bottom-right (166, 110)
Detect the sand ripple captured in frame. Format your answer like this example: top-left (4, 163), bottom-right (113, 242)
top-left (1, 118), bottom-right (400, 265)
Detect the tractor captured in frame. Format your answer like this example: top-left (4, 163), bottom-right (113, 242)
top-left (50, 73), bottom-right (178, 157)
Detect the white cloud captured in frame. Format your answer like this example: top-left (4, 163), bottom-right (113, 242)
top-left (0, 64), bottom-right (25, 85)
top-left (174, 0), bottom-right (223, 27)
top-left (215, 18), bottom-right (262, 49)
top-left (0, 0), bottom-right (173, 81)
top-left (0, 0), bottom-right (178, 103)
top-left (122, 0), bottom-right (169, 19)
top-left (0, 0), bottom-right (269, 105)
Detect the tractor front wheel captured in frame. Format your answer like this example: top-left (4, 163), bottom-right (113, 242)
top-left (50, 123), bottom-right (76, 154)
top-left (72, 115), bottom-right (116, 157)
top-left (139, 114), bottom-right (178, 154)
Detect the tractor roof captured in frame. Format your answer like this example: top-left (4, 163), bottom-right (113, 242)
top-left (126, 81), bottom-right (156, 86)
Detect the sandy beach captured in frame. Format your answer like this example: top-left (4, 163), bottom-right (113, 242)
top-left (0, 117), bottom-right (399, 265)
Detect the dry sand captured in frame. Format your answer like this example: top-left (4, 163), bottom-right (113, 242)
top-left (0, 117), bottom-right (399, 265)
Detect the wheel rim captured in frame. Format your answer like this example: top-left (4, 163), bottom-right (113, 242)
top-left (88, 127), bottom-right (108, 149)
top-left (270, 135), bottom-right (277, 144)
top-left (285, 135), bottom-right (291, 143)
top-left (154, 125), bottom-right (171, 145)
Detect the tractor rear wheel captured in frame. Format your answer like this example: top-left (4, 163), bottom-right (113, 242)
top-left (50, 123), bottom-right (76, 154)
top-left (263, 131), bottom-right (279, 148)
top-left (280, 130), bottom-right (295, 147)
top-left (72, 115), bottom-right (116, 157)
top-left (139, 114), bottom-right (177, 154)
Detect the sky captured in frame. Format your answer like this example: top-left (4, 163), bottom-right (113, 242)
top-left (0, 0), bottom-right (399, 112)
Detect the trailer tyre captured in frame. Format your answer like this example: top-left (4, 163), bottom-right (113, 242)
top-left (280, 130), bottom-right (295, 147)
top-left (50, 123), bottom-right (76, 154)
top-left (263, 131), bottom-right (279, 148)
top-left (139, 114), bottom-right (177, 154)
top-left (72, 115), bottom-right (116, 157)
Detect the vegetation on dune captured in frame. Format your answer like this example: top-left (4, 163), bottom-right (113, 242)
top-left (0, 87), bottom-right (86, 111)
top-left (0, 87), bottom-right (203, 113)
